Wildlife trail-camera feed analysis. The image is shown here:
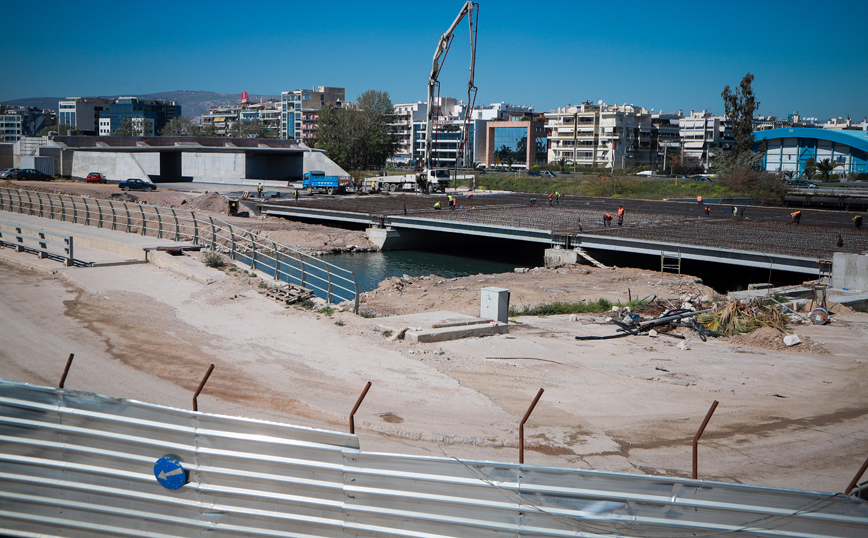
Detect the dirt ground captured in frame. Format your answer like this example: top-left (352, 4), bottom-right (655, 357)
top-left (2, 181), bottom-right (868, 496)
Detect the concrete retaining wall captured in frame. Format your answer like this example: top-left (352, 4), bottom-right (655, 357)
top-left (832, 252), bottom-right (868, 290)
top-left (183, 152), bottom-right (246, 182)
top-left (71, 152), bottom-right (159, 181)
top-left (304, 150), bottom-right (350, 177)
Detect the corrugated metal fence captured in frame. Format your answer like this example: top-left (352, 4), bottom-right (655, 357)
top-left (2, 379), bottom-right (867, 537)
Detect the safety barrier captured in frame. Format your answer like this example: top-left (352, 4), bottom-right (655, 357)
top-left (0, 187), bottom-right (358, 312)
top-left (2, 379), bottom-right (867, 538)
top-left (0, 220), bottom-right (75, 266)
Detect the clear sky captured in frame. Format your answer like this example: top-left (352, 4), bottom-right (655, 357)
top-left (4, 0), bottom-right (867, 121)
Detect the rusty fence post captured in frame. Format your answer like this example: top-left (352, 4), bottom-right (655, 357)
top-left (192, 364), bottom-right (215, 412)
top-left (58, 354), bottom-right (75, 389)
top-left (844, 455), bottom-right (868, 497)
top-left (693, 400), bottom-right (719, 479)
top-left (519, 388), bottom-right (545, 464)
top-left (349, 381), bottom-right (372, 434)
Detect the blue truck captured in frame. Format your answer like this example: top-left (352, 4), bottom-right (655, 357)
top-left (302, 170), bottom-right (352, 195)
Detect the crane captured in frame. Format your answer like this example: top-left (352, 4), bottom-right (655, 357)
top-left (424, 1), bottom-right (478, 173)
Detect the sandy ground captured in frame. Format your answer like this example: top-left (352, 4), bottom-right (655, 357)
top-left (2, 181), bottom-right (868, 495)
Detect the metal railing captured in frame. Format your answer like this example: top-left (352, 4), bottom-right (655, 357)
top-left (0, 187), bottom-right (359, 312)
top-left (0, 220), bottom-right (74, 266)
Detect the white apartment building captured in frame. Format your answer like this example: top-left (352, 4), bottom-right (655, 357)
top-left (678, 110), bottom-right (733, 167)
top-left (390, 100), bottom-right (533, 166)
top-left (0, 115), bottom-right (23, 142)
top-left (280, 86), bottom-right (345, 140)
top-left (546, 102), bottom-right (653, 170)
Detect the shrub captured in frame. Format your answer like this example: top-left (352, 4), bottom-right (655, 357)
top-left (203, 251), bottom-right (225, 269)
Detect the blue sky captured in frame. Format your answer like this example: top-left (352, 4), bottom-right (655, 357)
top-left (4, 0), bottom-right (867, 121)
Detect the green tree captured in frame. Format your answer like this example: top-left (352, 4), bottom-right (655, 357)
top-left (160, 116), bottom-right (198, 136)
top-left (722, 72), bottom-right (759, 158)
top-left (314, 89), bottom-right (397, 171)
top-left (815, 158), bottom-right (842, 180)
top-left (803, 157), bottom-right (817, 179)
top-left (113, 118), bottom-right (136, 136)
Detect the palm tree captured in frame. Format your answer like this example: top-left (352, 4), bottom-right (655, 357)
top-left (815, 158), bottom-right (842, 180)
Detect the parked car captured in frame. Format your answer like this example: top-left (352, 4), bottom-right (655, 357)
top-left (118, 178), bottom-right (157, 191)
top-left (16, 168), bottom-right (53, 181)
top-left (86, 172), bottom-right (107, 183)
top-left (528, 171), bottom-right (541, 177)
top-left (788, 179), bottom-right (818, 189)
top-left (541, 171), bottom-right (557, 178)
top-left (0, 168), bottom-right (19, 179)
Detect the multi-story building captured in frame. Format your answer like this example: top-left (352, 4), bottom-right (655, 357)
top-left (411, 97), bottom-right (476, 168)
top-left (98, 97), bottom-right (180, 136)
top-left (546, 102), bottom-right (653, 170)
top-left (0, 106), bottom-right (55, 141)
top-left (202, 100), bottom-right (281, 137)
top-left (390, 102), bottom-right (427, 164)
top-left (58, 98), bottom-right (111, 135)
top-left (280, 86), bottom-right (345, 140)
top-left (471, 103), bottom-right (539, 167)
top-left (678, 110), bottom-right (733, 168)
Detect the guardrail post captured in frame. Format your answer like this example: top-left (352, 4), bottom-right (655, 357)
top-left (352, 271), bottom-right (360, 314)
top-left (299, 253), bottom-right (306, 288)
top-left (171, 208), bottom-right (179, 241)
top-left (25, 190), bottom-right (33, 215)
top-left (272, 242), bottom-right (280, 280)
top-left (327, 266), bottom-right (333, 304)
top-left (97, 200), bottom-right (104, 228)
top-left (71, 197), bottom-right (78, 223)
top-left (519, 388), bottom-right (545, 464)
top-left (192, 364), bottom-right (215, 412)
top-left (229, 225), bottom-right (236, 260)
top-left (16, 189), bottom-right (23, 214)
top-left (109, 200), bottom-right (117, 230)
top-left (248, 231), bottom-right (256, 271)
top-left (155, 207), bottom-right (163, 238)
top-left (191, 212), bottom-right (199, 245)
top-left (36, 191), bottom-right (43, 217)
top-left (58, 353), bottom-right (75, 389)
top-left (692, 400), bottom-right (719, 479)
top-left (37, 231), bottom-right (47, 258)
top-left (139, 205), bottom-right (146, 235)
top-left (124, 203), bottom-right (131, 233)
top-left (208, 216), bottom-right (216, 249)
top-left (349, 381), bottom-right (372, 434)
top-left (59, 196), bottom-right (66, 221)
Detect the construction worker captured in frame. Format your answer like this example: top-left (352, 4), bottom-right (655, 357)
top-left (555, 191), bottom-right (561, 204)
top-left (603, 213), bottom-right (613, 227)
top-left (854, 215), bottom-right (863, 229)
top-left (548, 192), bottom-right (554, 206)
top-left (791, 210), bottom-right (802, 225)
top-left (448, 194), bottom-right (455, 210)
top-left (577, 217), bottom-right (583, 232)
top-left (697, 195), bottom-right (703, 205)
top-left (530, 197), bottom-right (536, 205)
top-left (293, 189), bottom-right (299, 204)
top-left (257, 182), bottom-right (263, 197)
top-left (704, 205), bottom-right (710, 216)
top-left (732, 206), bottom-right (738, 218)
top-left (434, 201), bottom-right (442, 210)
top-left (617, 206), bottom-right (625, 226)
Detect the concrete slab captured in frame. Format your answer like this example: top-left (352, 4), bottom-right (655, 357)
top-left (376, 311), bottom-right (508, 343)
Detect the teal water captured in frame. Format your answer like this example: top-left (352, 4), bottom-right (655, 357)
top-left (319, 250), bottom-right (526, 293)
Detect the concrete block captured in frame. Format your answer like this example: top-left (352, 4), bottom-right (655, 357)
top-left (480, 287), bottom-right (510, 323)
top-left (783, 334), bottom-right (802, 347)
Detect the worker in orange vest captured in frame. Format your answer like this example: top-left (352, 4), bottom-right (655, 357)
top-left (697, 195), bottom-right (702, 205)
top-left (791, 210), bottom-right (802, 225)
top-left (617, 206), bottom-right (625, 226)
top-left (603, 213), bottom-right (613, 227)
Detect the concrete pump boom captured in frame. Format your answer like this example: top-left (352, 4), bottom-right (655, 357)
top-left (425, 1), bottom-right (478, 170)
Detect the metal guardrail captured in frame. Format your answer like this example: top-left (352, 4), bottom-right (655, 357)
top-left (0, 220), bottom-right (74, 266)
top-left (2, 379), bottom-right (867, 537)
top-left (0, 187), bottom-right (359, 312)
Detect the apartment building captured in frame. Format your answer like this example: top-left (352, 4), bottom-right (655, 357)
top-left (58, 97), bottom-right (112, 135)
top-left (280, 86), bottom-right (345, 140)
top-left (202, 100), bottom-right (281, 137)
top-left (546, 102), bottom-right (653, 170)
top-left (678, 110), bottom-right (733, 167)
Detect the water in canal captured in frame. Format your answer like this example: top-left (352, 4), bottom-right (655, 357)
top-left (319, 247), bottom-right (542, 294)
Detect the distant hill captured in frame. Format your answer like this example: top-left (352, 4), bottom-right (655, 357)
top-left (2, 90), bottom-right (281, 118)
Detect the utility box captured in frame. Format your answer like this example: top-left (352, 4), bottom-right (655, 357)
top-left (228, 200), bottom-right (239, 216)
top-left (480, 287), bottom-right (510, 324)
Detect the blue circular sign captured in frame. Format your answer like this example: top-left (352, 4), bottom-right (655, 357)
top-left (154, 457), bottom-right (186, 490)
